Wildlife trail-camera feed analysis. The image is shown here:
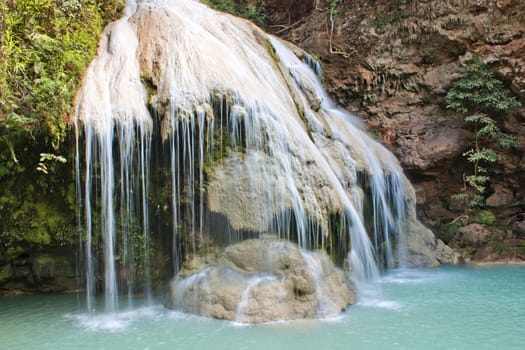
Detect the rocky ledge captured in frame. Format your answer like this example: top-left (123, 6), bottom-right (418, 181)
top-left (165, 237), bottom-right (356, 323)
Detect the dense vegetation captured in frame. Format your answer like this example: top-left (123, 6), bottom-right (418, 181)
top-left (0, 0), bottom-right (125, 286)
top-left (1, 0), bottom-right (124, 149)
top-left (446, 60), bottom-right (521, 213)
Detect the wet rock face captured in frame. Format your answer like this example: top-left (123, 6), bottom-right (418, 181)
top-left (165, 238), bottom-right (356, 323)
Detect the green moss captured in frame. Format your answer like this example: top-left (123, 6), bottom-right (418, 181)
top-left (473, 209), bottom-right (496, 226)
top-left (26, 230), bottom-right (52, 245)
top-left (264, 38), bottom-right (280, 64)
top-left (437, 221), bottom-right (464, 244)
top-left (32, 254), bottom-right (55, 280)
top-left (4, 247), bottom-right (25, 260)
top-left (0, 264), bottom-right (14, 283)
top-left (0, 0), bottom-right (124, 267)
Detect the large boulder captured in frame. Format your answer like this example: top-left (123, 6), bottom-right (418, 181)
top-left (404, 219), bottom-right (457, 267)
top-left (165, 238), bottom-right (356, 323)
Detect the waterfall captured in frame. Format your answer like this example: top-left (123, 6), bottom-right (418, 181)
top-left (74, 0), bottom-right (415, 312)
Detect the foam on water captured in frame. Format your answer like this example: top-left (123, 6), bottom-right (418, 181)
top-left (357, 298), bottom-right (403, 310)
top-left (381, 268), bottom-right (447, 285)
top-left (66, 305), bottom-right (163, 332)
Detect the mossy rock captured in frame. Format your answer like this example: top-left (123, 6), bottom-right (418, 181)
top-left (32, 253), bottom-right (75, 282)
top-left (0, 264), bottom-right (14, 283)
top-left (436, 221), bottom-right (463, 245)
top-left (12, 265), bottom-right (32, 280)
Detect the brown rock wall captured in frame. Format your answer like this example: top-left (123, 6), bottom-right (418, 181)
top-left (266, 0), bottom-right (525, 262)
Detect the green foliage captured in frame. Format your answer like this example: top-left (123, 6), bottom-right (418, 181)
top-left (445, 61), bottom-right (521, 114)
top-left (0, 264), bottom-right (14, 282)
top-left (0, 0), bottom-right (125, 263)
top-left (204, 0), bottom-right (236, 13)
top-left (328, 0), bottom-right (341, 15)
top-left (36, 152), bottom-right (67, 174)
top-left (474, 209), bottom-right (496, 226)
top-left (203, 0), bottom-right (266, 27)
top-left (446, 60), bottom-right (521, 210)
top-left (437, 220), bottom-right (463, 244)
top-left (0, 0), bottom-right (125, 150)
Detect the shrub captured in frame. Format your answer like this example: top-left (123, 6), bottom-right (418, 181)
top-left (474, 209), bottom-right (496, 226)
top-left (446, 60), bottom-right (521, 210)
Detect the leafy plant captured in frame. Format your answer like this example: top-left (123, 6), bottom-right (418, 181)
top-left (474, 209), bottom-right (496, 226)
top-left (36, 152), bottom-right (67, 174)
top-left (446, 60), bottom-right (521, 211)
top-left (0, 0), bottom-right (125, 150)
top-left (203, 0), bottom-right (266, 27)
top-left (0, 0), bottom-right (125, 263)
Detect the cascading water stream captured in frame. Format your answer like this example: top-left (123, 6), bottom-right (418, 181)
top-left (73, 0), bottom-right (435, 316)
top-left (75, 0), bottom-right (153, 312)
top-left (234, 275), bottom-right (279, 323)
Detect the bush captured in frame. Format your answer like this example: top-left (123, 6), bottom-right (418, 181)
top-left (446, 60), bottom-right (521, 210)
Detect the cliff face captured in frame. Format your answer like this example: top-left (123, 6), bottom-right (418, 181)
top-left (266, 0), bottom-right (525, 262)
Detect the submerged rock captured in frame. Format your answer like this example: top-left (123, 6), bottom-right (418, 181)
top-left (165, 238), bottom-right (356, 323)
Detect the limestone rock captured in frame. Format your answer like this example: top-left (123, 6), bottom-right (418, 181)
top-left (219, 239), bottom-right (305, 275)
top-left (165, 238), bottom-right (356, 323)
top-left (404, 220), bottom-right (457, 267)
top-left (400, 176), bottom-right (457, 266)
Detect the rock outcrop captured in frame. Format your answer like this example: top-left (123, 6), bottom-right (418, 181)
top-left (266, 0), bottom-right (525, 262)
top-left (449, 223), bottom-right (525, 262)
top-left (165, 238), bottom-right (356, 323)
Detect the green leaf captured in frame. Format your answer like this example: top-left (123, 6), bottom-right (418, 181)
top-left (452, 193), bottom-right (467, 201)
top-left (467, 148), bottom-right (499, 163)
top-left (495, 132), bottom-right (519, 149)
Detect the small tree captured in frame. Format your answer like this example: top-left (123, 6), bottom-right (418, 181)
top-left (445, 60), bottom-right (521, 212)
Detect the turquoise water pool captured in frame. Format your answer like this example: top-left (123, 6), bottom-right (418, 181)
top-left (1, 265), bottom-right (524, 350)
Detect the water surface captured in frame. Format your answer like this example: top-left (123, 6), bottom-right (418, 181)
top-left (1, 265), bottom-right (523, 350)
